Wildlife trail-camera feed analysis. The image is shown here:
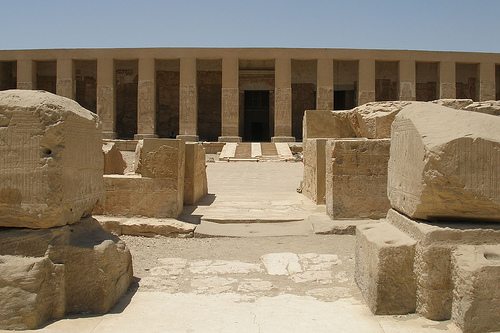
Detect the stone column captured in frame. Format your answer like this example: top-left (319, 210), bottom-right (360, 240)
top-left (56, 59), bottom-right (74, 99)
top-left (272, 57), bottom-right (294, 142)
top-left (17, 59), bottom-right (35, 90)
top-left (97, 58), bottom-right (116, 139)
top-left (316, 58), bottom-right (334, 110)
top-left (218, 57), bottom-right (241, 143)
top-left (358, 59), bottom-right (375, 105)
top-left (439, 61), bottom-right (456, 99)
top-left (479, 62), bottom-right (496, 101)
top-left (135, 57), bottom-right (157, 139)
top-left (399, 60), bottom-right (416, 101)
top-left (177, 57), bottom-right (198, 142)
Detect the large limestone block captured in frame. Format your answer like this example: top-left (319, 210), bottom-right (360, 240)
top-left (355, 222), bottom-right (417, 314)
top-left (0, 217), bottom-right (133, 329)
top-left (302, 110), bottom-right (355, 141)
top-left (141, 138), bottom-right (185, 180)
top-left (388, 103), bottom-right (500, 221)
top-left (452, 245), bottom-right (500, 333)
top-left (349, 101), bottom-right (413, 139)
top-left (103, 141), bottom-right (126, 175)
top-left (0, 90), bottom-right (104, 229)
top-left (0, 255), bottom-right (65, 330)
top-left (94, 175), bottom-right (184, 218)
top-left (184, 142), bottom-right (208, 205)
top-left (302, 138), bottom-right (327, 204)
top-left (326, 138), bottom-right (391, 219)
top-left (433, 99), bottom-right (500, 116)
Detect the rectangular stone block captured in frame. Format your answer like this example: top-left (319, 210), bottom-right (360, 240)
top-left (94, 175), bottom-right (183, 218)
top-left (355, 222), bottom-right (417, 315)
top-left (302, 138), bottom-right (327, 204)
top-left (0, 90), bottom-right (104, 229)
top-left (326, 138), bottom-right (391, 219)
top-left (302, 110), bottom-right (355, 141)
top-left (141, 138), bottom-right (185, 180)
top-left (452, 245), bottom-right (500, 333)
top-left (184, 142), bottom-right (208, 205)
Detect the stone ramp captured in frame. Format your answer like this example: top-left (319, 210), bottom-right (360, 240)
top-left (219, 142), bottom-right (294, 161)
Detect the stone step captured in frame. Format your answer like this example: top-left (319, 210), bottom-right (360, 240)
top-left (194, 220), bottom-right (314, 238)
top-left (234, 142), bottom-right (252, 158)
top-left (261, 142), bottom-right (278, 156)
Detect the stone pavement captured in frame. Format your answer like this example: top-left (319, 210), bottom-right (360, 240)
top-left (3, 161), bottom-right (462, 332)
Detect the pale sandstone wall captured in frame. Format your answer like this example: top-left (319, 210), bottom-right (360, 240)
top-left (184, 142), bottom-right (208, 205)
top-left (0, 90), bottom-right (104, 229)
top-left (325, 138), bottom-right (391, 219)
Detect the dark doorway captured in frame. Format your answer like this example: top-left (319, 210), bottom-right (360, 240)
top-left (244, 91), bottom-right (270, 142)
top-left (334, 90), bottom-right (356, 110)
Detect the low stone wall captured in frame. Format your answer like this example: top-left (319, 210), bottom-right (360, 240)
top-left (325, 138), bottom-right (391, 219)
top-left (302, 110), bottom-right (355, 141)
top-left (93, 175), bottom-right (184, 218)
top-left (202, 142), bottom-right (226, 154)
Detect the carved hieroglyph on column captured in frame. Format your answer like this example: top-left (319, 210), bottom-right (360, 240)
top-left (274, 87), bottom-right (292, 137)
top-left (317, 86), bottom-right (334, 110)
top-left (138, 80), bottom-right (155, 135)
top-left (179, 84), bottom-right (197, 136)
top-left (17, 82), bottom-right (33, 90)
top-left (221, 88), bottom-right (239, 136)
top-left (399, 82), bottom-right (416, 101)
top-left (480, 80), bottom-right (496, 101)
top-left (97, 85), bottom-right (114, 133)
top-left (358, 91), bottom-right (376, 106)
top-left (56, 78), bottom-right (73, 99)
top-left (440, 83), bottom-right (456, 99)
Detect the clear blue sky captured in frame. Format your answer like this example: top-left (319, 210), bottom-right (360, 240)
top-left (1, 0), bottom-right (499, 53)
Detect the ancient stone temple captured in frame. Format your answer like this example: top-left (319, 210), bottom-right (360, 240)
top-left (0, 48), bottom-right (499, 143)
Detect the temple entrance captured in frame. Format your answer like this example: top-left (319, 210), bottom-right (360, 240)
top-left (243, 90), bottom-right (270, 142)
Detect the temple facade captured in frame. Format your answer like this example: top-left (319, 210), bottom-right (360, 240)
top-left (0, 48), bottom-right (499, 142)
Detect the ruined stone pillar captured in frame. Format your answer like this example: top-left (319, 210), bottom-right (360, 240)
top-left (177, 57), bottom-right (198, 142)
top-left (218, 57), bottom-right (241, 143)
top-left (135, 57), bottom-right (157, 139)
top-left (56, 59), bottom-right (74, 99)
top-left (17, 59), bottom-right (35, 90)
top-left (272, 57), bottom-right (295, 142)
top-left (479, 62), bottom-right (496, 101)
top-left (358, 59), bottom-right (375, 105)
top-left (439, 61), bottom-right (456, 99)
top-left (399, 60), bottom-right (416, 101)
top-left (316, 58), bottom-right (334, 110)
top-left (97, 58), bottom-right (116, 139)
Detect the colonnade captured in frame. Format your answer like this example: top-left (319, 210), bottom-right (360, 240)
top-left (3, 48), bottom-right (499, 142)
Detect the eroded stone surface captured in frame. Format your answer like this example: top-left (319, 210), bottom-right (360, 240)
top-left (103, 141), bottom-right (126, 175)
top-left (388, 102), bottom-right (500, 221)
top-left (349, 101), bottom-right (413, 139)
top-left (326, 138), bottom-right (391, 219)
top-left (0, 90), bottom-right (104, 228)
top-left (0, 217), bottom-right (133, 329)
top-left (184, 142), bottom-right (208, 205)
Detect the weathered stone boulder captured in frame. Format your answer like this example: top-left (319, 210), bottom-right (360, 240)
top-left (0, 255), bottom-right (65, 330)
top-left (103, 141), bottom-right (126, 175)
top-left (0, 217), bottom-right (133, 329)
top-left (433, 99), bottom-right (500, 116)
top-left (302, 138), bottom-right (327, 204)
top-left (432, 99), bottom-right (473, 110)
top-left (348, 101), bottom-right (412, 139)
top-left (388, 102), bottom-right (500, 221)
top-left (133, 139), bottom-right (144, 174)
top-left (0, 90), bottom-right (104, 229)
